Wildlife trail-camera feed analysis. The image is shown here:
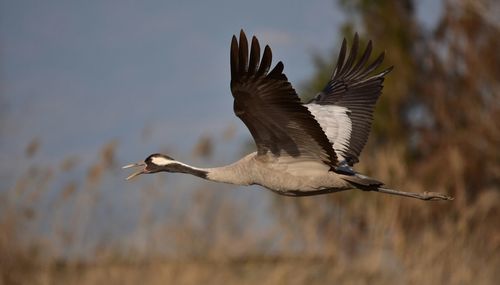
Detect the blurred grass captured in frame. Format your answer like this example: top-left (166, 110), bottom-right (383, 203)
top-left (1, 0), bottom-right (499, 284)
top-left (1, 142), bottom-right (498, 284)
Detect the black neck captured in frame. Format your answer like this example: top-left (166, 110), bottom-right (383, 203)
top-left (164, 163), bottom-right (208, 179)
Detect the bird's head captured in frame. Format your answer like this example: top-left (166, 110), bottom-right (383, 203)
top-left (123, 153), bottom-right (177, 180)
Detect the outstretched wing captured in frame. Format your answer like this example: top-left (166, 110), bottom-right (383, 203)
top-left (230, 30), bottom-right (337, 168)
top-left (307, 33), bottom-right (393, 166)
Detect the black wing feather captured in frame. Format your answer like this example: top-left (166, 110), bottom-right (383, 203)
top-left (231, 30), bottom-right (337, 167)
top-left (248, 37), bottom-right (260, 74)
top-left (310, 33), bottom-right (393, 165)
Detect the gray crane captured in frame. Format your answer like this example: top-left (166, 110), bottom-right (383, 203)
top-left (124, 30), bottom-right (453, 201)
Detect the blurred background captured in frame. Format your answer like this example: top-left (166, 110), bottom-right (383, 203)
top-left (1, 0), bottom-right (499, 284)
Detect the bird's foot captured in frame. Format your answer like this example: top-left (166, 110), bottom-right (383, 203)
top-left (421, 191), bottom-right (455, 201)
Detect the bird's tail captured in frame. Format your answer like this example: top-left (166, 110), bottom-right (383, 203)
top-left (341, 173), bottom-right (454, 201)
top-left (341, 173), bottom-right (384, 190)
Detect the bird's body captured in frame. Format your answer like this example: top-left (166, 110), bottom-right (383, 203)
top-left (124, 30), bottom-right (453, 201)
top-left (178, 152), bottom-right (353, 195)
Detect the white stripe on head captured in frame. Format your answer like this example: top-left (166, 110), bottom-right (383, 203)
top-left (151, 156), bottom-right (175, 166)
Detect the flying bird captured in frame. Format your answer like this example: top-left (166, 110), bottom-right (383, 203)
top-left (124, 30), bottom-right (453, 201)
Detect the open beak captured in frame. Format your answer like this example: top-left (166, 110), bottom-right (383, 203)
top-left (122, 162), bottom-right (147, 180)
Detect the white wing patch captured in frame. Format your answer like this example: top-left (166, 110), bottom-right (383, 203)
top-left (306, 104), bottom-right (352, 161)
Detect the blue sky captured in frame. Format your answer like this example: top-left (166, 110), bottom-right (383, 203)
top-left (0, 0), bottom-right (442, 182)
top-left (0, 0), bottom-right (443, 257)
top-left (0, 0), bottom-right (348, 185)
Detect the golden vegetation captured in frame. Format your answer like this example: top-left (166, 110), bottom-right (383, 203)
top-left (1, 0), bottom-right (499, 284)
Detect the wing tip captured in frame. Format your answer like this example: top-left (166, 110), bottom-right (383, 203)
top-left (239, 29), bottom-right (247, 42)
top-left (382, 65), bottom-right (394, 76)
top-left (232, 30), bottom-right (279, 79)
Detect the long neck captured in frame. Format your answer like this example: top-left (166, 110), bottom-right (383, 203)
top-left (168, 159), bottom-right (252, 186)
top-left (167, 162), bottom-right (209, 179)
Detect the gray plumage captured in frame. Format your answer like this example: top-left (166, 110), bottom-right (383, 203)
top-left (123, 30), bottom-right (453, 201)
